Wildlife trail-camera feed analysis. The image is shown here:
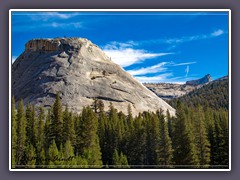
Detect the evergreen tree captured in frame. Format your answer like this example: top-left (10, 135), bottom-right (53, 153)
top-left (52, 94), bottom-right (63, 149)
top-left (77, 106), bottom-right (102, 167)
top-left (157, 109), bottom-right (173, 167)
top-left (16, 99), bottom-right (27, 167)
top-left (112, 149), bottom-right (129, 168)
top-left (172, 102), bottom-right (199, 168)
top-left (25, 144), bottom-right (36, 168)
top-left (48, 140), bottom-right (59, 168)
top-left (210, 112), bottom-right (228, 167)
top-left (63, 106), bottom-right (76, 146)
top-left (26, 104), bottom-right (37, 148)
top-left (193, 105), bottom-right (211, 168)
top-left (44, 108), bottom-right (52, 153)
top-left (62, 105), bottom-right (70, 143)
top-left (36, 107), bottom-right (45, 167)
top-left (63, 140), bottom-right (76, 168)
top-left (125, 113), bottom-right (146, 167)
top-left (145, 112), bottom-right (160, 166)
top-left (11, 96), bottom-right (17, 168)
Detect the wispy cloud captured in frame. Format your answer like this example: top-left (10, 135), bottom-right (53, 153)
top-left (185, 65), bottom-right (189, 77)
top-left (136, 73), bottom-right (197, 84)
top-left (127, 62), bottom-right (168, 76)
top-left (107, 29), bottom-right (226, 50)
top-left (51, 22), bottom-right (82, 28)
top-left (211, 29), bottom-right (224, 37)
top-left (24, 12), bottom-right (79, 21)
top-left (103, 42), bottom-right (173, 67)
top-left (127, 61), bottom-right (196, 76)
top-left (172, 62), bottom-right (196, 66)
top-left (135, 73), bottom-right (174, 83)
top-left (163, 29), bottom-right (225, 45)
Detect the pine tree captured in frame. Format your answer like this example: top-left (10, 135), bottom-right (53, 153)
top-left (125, 113), bottom-right (146, 167)
top-left (26, 104), bottom-right (37, 148)
top-left (63, 140), bottom-right (76, 168)
top-left (11, 96), bottom-right (17, 168)
top-left (103, 103), bottom-right (119, 165)
top-left (77, 106), bottom-right (102, 167)
top-left (157, 109), bottom-right (173, 167)
top-left (48, 140), bottom-right (59, 168)
top-left (36, 107), bottom-right (45, 167)
top-left (63, 105), bottom-right (70, 143)
top-left (44, 108), bottom-right (52, 153)
top-left (25, 144), bottom-right (36, 168)
top-left (145, 112), bottom-right (160, 166)
top-left (16, 99), bottom-right (27, 167)
top-left (219, 110), bottom-right (229, 166)
top-left (172, 102), bottom-right (199, 168)
top-left (63, 106), bottom-right (76, 146)
top-left (52, 94), bottom-right (63, 149)
top-left (193, 105), bottom-right (211, 168)
top-left (210, 111), bottom-right (228, 168)
top-left (112, 149), bottom-right (129, 168)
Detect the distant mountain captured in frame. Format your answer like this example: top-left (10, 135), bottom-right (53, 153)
top-left (143, 83), bottom-right (197, 101)
top-left (144, 74), bottom-right (218, 101)
top-left (186, 74), bottom-right (213, 86)
top-left (12, 37), bottom-right (175, 116)
top-left (169, 76), bottom-right (229, 110)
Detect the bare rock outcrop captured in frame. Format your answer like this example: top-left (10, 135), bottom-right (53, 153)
top-left (186, 74), bottom-right (212, 86)
top-left (12, 37), bottom-right (175, 116)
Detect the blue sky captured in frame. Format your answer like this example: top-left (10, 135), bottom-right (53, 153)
top-left (11, 11), bottom-right (229, 83)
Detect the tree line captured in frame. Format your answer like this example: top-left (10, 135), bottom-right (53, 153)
top-left (11, 95), bottom-right (228, 169)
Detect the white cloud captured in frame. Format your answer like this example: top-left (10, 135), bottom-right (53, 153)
top-left (46, 12), bottom-right (77, 19)
top-left (136, 73), bottom-right (196, 84)
top-left (172, 61), bottom-right (196, 66)
top-left (103, 42), bottom-right (173, 67)
top-left (163, 29), bottom-right (225, 45)
top-left (29, 12), bottom-right (78, 21)
top-left (135, 73), bottom-right (173, 83)
top-left (185, 65), bottom-right (189, 77)
top-left (117, 29), bottom-right (225, 48)
top-left (51, 22), bottom-right (82, 28)
top-left (127, 62), bottom-right (168, 76)
top-left (211, 29), bottom-right (224, 37)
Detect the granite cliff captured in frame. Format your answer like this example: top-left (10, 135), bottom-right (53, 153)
top-left (12, 37), bottom-right (175, 116)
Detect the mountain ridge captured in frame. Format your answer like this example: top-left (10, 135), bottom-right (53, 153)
top-left (144, 74), bottom-right (227, 101)
top-left (12, 37), bottom-right (175, 116)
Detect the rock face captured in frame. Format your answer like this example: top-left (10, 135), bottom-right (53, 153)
top-left (144, 83), bottom-right (197, 101)
top-left (144, 74), bottom-right (214, 101)
top-left (12, 38), bottom-right (175, 116)
top-left (186, 74), bottom-right (212, 86)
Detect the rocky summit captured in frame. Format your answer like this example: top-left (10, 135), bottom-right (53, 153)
top-left (186, 74), bottom-right (213, 86)
top-left (12, 37), bottom-right (175, 116)
top-left (144, 74), bottom-right (214, 101)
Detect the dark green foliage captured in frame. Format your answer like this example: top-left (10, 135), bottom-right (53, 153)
top-left (25, 143), bottom-right (36, 168)
top-left (112, 149), bottom-right (129, 168)
top-left (16, 99), bottom-right (27, 167)
top-left (145, 112), bottom-right (160, 166)
top-left (52, 94), bottom-right (63, 149)
top-left (76, 106), bottom-right (102, 167)
top-left (63, 106), bottom-right (76, 146)
top-left (11, 96), bottom-right (17, 168)
top-left (192, 105), bottom-right (211, 168)
top-left (26, 104), bottom-right (37, 148)
top-left (172, 102), bottom-right (199, 168)
top-left (157, 109), bottom-right (173, 167)
top-left (12, 92), bottom-right (228, 169)
top-left (36, 107), bottom-right (45, 167)
top-left (170, 79), bottom-right (228, 110)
